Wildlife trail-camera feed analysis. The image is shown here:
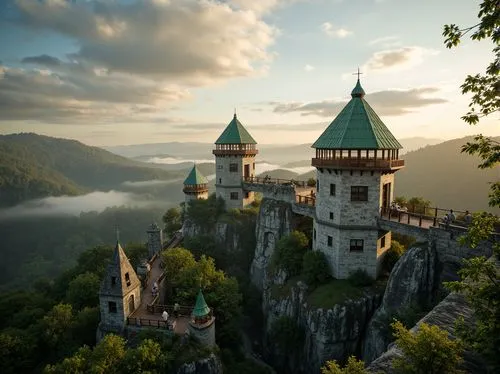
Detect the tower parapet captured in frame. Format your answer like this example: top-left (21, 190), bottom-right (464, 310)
top-left (146, 222), bottom-right (163, 259)
top-left (213, 113), bottom-right (258, 209)
top-left (311, 78), bottom-right (404, 279)
top-left (188, 289), bottom-right (216, 347)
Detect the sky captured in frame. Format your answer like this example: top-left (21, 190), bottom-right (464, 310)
top-left (0, 0), bottom-right (497, 146)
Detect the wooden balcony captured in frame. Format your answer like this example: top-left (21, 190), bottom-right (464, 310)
top-left (183, 185), bottom-right (208, 194)
top-left (311, 158), bottom-right (404, 171)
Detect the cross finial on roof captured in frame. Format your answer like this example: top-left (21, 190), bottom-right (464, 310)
top-left (352, 67), bottom-right (363, 80)
top-left (233, 107), bottom-right (237, 119)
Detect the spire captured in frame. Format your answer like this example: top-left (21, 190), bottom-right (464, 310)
top-left (192, 288), bottom-right (210, 319)
top-left (184, 163), bottom-right (208, 185)
top-left (214, 112), bottom-right (257, 145)
top-left (351, 68), bottom-right (365, 98)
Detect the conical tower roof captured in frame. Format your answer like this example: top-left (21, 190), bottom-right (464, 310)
top-left (312, 79), bottom-right (402, 150)
top-left (215, 113), bottom-right (257, 145)
top-left (184, 163), bottom-right (208, 185)
top-left (99, 241), bottom-right (141, 297)
top-left (192, 289), bottom-right (210, 318)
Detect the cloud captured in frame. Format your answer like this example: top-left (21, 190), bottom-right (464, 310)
top-left (22, 54), bottom-right (61, 66)
top-left (363, 46), bottom-right (437, 72)
top-left (0, 191), bottom-right (156, 220)
top-left (321, 22), bottom-right (352, 38)
top-left (121, 179), bottom-right (183, 188)
top-left (304, 64), bottom-right (315, 72)
top-left (368, 35), bottom-right (400, 47)
top-left (14, 0), bottom-right (277, 83)
top-left (268, 87), bottom-right (448, 117)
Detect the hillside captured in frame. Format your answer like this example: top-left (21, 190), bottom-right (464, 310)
top-left (396, 136), bottom-right (499, 213)
top-left (0, 133), bottom-right (182, 207)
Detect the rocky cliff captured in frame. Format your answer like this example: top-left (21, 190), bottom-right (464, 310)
top-left (176, 353), bottom-right (224, 374)
top-left (250, 198), bottom-right (293, 291)
top-left (362, 243), bottom-right (438, 363)
top-left (264, 280), bottom-right (383, 373)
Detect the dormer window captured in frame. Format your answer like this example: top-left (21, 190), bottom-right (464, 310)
top-left (111, 276), bottom-right (117, 286)
top-left (125, 272), bottom-right (131, 287)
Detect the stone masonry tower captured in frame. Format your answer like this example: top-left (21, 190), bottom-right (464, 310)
top-left (97, 240), bottom-right (142, 340)
top-left (146, 222), bottom-right (163, 259)
top-left (183, 163), bottom-right (209, 205)
top-left (188, 289), bottom-right (216, 347)
top-left (311, 78), bottom-right (404, 279)
top-left (213, 113), bottom-right (258, 210)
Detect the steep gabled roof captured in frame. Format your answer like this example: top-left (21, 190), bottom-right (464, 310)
top-left (184, 164), bottom-right (208, 185)
top-left (192, 289), bottom-right (210, 318)
top-left (99, 241), bottom-right (141, 297)
top-left (215, 113), bottom-right (257, 145)
top-left (312, 80), bottom-right (402, 150)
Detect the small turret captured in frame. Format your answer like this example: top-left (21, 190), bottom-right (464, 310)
top-left (146, 222), bottom-right (163, 259)
top-left (183, 163), bottom-right (209, 204)
top-left (97, 240), bottom-right (142, 341)
top-left (188, 289), bottom-right (216, 347)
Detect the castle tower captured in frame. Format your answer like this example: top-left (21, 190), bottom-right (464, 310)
top-left (311, 78), bottom-right (404, 279)
top-left (213, 113), bottom-right (258, 210)
top-left (188, 289), bottom-right (216, 347)
top-left (97, 240), bottom-right (142, 339)
top-left (183, 163), bottom-right (209, 205)
top-left (146, 222), bottom-right (163, 259)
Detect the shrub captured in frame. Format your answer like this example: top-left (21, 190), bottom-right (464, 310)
top-left (391, 320), bottom-right (463, 374)
top-left (347, 269), bottom-right (374, 287)
top-left (307, 178), bottom-right (317, 187)
top-left (321, 356), bottom-right (368, 374)
top-left (302, 251), bottom-right (330, 287)
top-left (271, 231), bottom-right (309, 276)
top-left (382, 240), bottom-right (406, 273)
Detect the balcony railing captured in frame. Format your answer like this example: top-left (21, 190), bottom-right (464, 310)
top-left (311, 158), bottom-right (405, 170)
top-left (213, 149), bottom-right (259, 156)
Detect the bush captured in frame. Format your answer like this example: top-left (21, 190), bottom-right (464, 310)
top-left (302, 251), bottom-right (330, 287)
top-left (382, 240), bottom-right (406, 273)
top-left (307, 178), bottom-right (317, 187)
top-left (321, 356), bottom-right (368, 374)
top-left (271, 231), bottom-right (309, 276)
top-left (391, 320), bottom-right (463, 374)
top-left (347, 269), bottom-right (374, 287)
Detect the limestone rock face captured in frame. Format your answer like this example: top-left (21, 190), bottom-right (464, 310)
top-left (367, 292), bottom-right (487, 374)
top-left (362, 244), bottom-right (437, 363)
top-left (250, 198), bottom-right (293, 290)
top-left (176, 353), bottom-right (223, 374)
top-left (264, 281), bottom-right (382, 373)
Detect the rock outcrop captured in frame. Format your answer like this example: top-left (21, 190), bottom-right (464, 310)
top-left (250, 198), bottom-right (293, 290)
top-left (367, 292), bottom-right (487, 374)
top-left (264, 281), bottom-right (383, 373)
top-left (176, 353), bottom-right (223, 374)
top-left (362, 243), bottom-right (438, 363)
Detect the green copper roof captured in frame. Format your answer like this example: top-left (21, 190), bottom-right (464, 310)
top-left (215, 113), bottom-right (257, 145)
top-left (184, 164), bottom-right (208, 185)
top-left (312, 80), bottom-right (402, 150)
top-left (192, 289), bottom-right (210, 318)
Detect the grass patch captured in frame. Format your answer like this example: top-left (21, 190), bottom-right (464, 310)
top-left (307, 278), bottom-right (387, 309)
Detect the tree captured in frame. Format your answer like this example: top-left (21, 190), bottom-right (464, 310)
top-left (382, 240), bottom-right (406, 273)
top-left (407, 197), bottom-right (432, 214)
top-left (302, 251), bottom-right (330, 287)
top-left (41, 303), bottom-right (74, 349)
top-left (162, 207), bottom-right (182, 237)
top-left (443, 0), bottom-right (499, 206)
top-left (125, 242), bottom-right (149, 270)
top-left (65, 272), bottom-right (100, 310)
top-left (161, 247), bottom-right (196, 287)
top-left (393, 196), bottom-right (408, 208)
top-left (321, 356), bottom-right (368, 374)
top-left (272, 231), bottom-right (309, 276)
top-left (391, 320), bottom-right (463, 374)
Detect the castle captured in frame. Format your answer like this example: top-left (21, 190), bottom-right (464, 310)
top-left (97, 77), bottom-right (403, 346)
top-left (183, 77), bottom-right (404, 279)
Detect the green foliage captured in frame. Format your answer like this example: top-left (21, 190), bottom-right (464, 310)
top-left (66, 272), bottom-right (100, 310)
top-left (443, 0), bottom-right (499, 125)
top-left (0, 328), bottom-right (37, 374)
top-left (391, 233), bottom-right (417, 250)
top-left (321, 356), bottom-right (368, 374)
top-left (41, 303), bottom-right (74, 349)
top-left (391, 320), bottom-right (463, 374)
top-left (347, 269), bottom-right (374, 287)
top-left (407, 197), bottom-right (432, 214)
top-left (271, 231), bottom-right (309, 276)
top-left (270, 316), bottom-right (304, 355)
top-left (161, 247), bottom-right (196, 287)
top-left (307, 177), bottom-right (317, 187)
top-left (382, 240), bottom-right (406, 273)
top-left (185, 193), bottom-right (226, 232)
top-left (163, 207), bottom-right (182, 237)
top-left (302, 251), bottom-right (330, 287)
top-left (125, 243), bottom-right (149, 270)
top-left (393, 196), bottom-right (407, 207)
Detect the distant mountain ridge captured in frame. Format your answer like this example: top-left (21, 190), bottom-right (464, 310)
top-left (0, 133), bottom-right (182, 207)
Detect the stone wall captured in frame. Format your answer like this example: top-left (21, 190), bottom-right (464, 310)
top-left (215, 154), bottom-right (255, 209)
top-left (243, 182), bottom-right (296, 204)
top-left (250, 198), bottom-right (294, 291)
top-left (176, 353), bottom-right (223, 374)
top-left (147, 223), bottom-right (164, 259)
